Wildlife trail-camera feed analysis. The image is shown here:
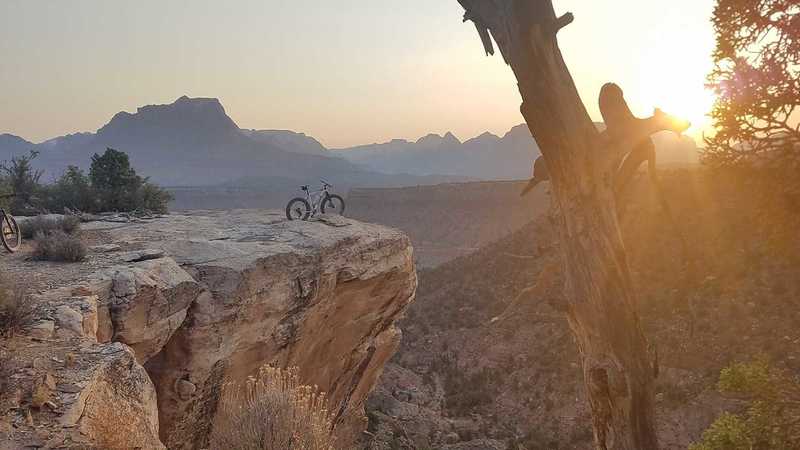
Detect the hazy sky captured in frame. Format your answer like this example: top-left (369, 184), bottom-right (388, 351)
top-left (0, 1), bottom-right (715, 147)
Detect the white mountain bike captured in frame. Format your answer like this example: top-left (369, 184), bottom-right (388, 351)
top-left (285, 179), bottom-right (346, 221)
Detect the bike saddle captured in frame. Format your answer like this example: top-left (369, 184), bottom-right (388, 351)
top-left (301, 185), bottom-right (309, 191)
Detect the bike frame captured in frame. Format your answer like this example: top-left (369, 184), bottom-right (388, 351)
top-left (302, 183), bottom-right (332, 217)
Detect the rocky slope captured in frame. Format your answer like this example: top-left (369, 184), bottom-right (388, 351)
top-left (0, 211), bottom-right (417, 449)
top-left (365, 169), bottom-right (800, 449)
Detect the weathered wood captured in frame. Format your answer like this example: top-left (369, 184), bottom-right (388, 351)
top-left (521, 84), bottom-right (689, 201)
top-left (454, 1), bottom-right (686, 448)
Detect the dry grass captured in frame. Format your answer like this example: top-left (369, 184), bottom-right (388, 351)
top-left (209, 365), bottom-right (336, 450)
top-left (32, 230), bottom-right (87, 262)
top-left (0, 281), bottom-right (35, 337)
top-left (0, 349), bottom-right (16, 397)
top-left (22, 215), bottom-right (80, 239)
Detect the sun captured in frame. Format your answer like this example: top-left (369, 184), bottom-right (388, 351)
top-left (634, 31), bottom-right (718, 140)
top-left (636, 64), bottom-right (717, 139)
top-left (652, 84), bottom-right (716, 136)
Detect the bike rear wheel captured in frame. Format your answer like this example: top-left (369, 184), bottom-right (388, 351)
top-left (285, 198), bottom-right (311, 221)
top-left (1, 213), bottom-right (21, 253)
top-left (321, 194), bottom-right (346, 215)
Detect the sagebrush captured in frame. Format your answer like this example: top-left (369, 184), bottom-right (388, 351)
top-left (32, 230), bottom-right (87, 262)
top-left (0, 281), bottom-right (35, 337)
top-left (209, 365), bottom-right (336, 450)
top-left (21, 215), bottom-right (80, 239)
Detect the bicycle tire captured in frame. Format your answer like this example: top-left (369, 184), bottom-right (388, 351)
top-left (321, 194), bottom-right (346, 215)
top-left (1, 213), bottom-right (21, 253)
top-left (285, 198), bottom-right (311, 221)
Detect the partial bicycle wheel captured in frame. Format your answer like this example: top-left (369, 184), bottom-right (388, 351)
top-left (321, 194), bottom-right (346, 215)
top-left (1, 213), bottom-right (21, 253)
top-left (285, 198), bottom-right (311, 221)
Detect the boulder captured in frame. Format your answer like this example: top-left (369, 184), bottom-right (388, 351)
top-left (102, 258), bottom-right (203, 363)
top-left (2, 342), bottom-right (164, 449)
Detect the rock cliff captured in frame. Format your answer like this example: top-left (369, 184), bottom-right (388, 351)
top-left (0, 211), bottom-right (416, 449)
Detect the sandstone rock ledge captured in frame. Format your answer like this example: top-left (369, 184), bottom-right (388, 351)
top-left (0, 210), bottom-right (417, 449)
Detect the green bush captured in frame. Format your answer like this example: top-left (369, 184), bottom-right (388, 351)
top-left (1, 148), bottom-right (172, 215)
top-left (690, 359), bottom-right (800, 450)
top-left (43, 165), bottom-right (95, 212)
top-left (32, 230), bottom-right (87, 262)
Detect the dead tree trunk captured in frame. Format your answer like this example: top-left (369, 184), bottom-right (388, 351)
top-left (455, 1), bottom-right (663, 448)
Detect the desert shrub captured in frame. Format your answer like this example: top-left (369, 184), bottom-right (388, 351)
top-left (0, 281), bottom-right (35, 337)
top-left (21, 214), bottom-right (80, 239)
top-left (209, 365), bottom-right (336, 450)
top-left (131, 180), bottom-right (173, 214)
top-left (32, 230), bottom-right (87, 262)
top-left (690, 359), bottom-right (800, 450)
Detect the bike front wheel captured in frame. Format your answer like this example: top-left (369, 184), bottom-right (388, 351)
top-left (321, 194), bottom-right (346, 215)
top-left (1, 213), bottom-right (21, 253)
top-left (285, 198), bottom-right (311, 221)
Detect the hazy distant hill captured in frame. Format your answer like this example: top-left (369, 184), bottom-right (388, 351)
top-left (332, 123), bottom-right (700, 180)
top-left (0, 134), bottom-right (34, 160)
top-left (331, 124), bottom-right (541, 180)
top-left (0, 96), bottom-right (467, 191)
top-left (240, 129), bottom-right (328, 156)
top-left (0, 97), bottom-right (699, 197)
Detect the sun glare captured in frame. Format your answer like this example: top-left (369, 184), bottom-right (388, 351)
top-left (634, 28), bottom-right (718, 141)
top-left (652, 84), bottom-right (716, 136)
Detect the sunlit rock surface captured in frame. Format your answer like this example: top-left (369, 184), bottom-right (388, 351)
top-left (0, 211), bottom-right (416, 449)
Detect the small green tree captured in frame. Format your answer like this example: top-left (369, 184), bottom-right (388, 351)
top-left (89, 148), bottom-right (141, 211)
top-left (0, 151), bottom-right (44, 214)
top-left (88, 148), bottom-right (172, 213)
top-left (690, 359), bottom-right (800, 450)
top-left (44, 165), bottom-right (95, 212)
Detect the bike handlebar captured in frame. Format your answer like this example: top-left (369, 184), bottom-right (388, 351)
top-left (320, 179), bottom-right (332, 188)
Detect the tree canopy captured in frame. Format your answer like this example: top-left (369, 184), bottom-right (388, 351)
top-left (704, 0), bottom-right (800, 169)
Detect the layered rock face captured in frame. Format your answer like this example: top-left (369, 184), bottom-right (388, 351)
top-left (0, 211), bottom-right (416, 449)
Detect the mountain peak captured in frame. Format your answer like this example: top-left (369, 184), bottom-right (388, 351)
top-left (503, 124), bottom-right (532, 140)
top-left (416, 132), bottom-right (461, 147)
top-left (98, 96), bottom-right (238, 138)
top-left (442, 132), bottom-right (461, 145)
top-left (415, 133), bottom-right (443, 146)
top-left (473, 131), bottom-right (499, 141)
top-left (0, 133), bottom-right (32, 145)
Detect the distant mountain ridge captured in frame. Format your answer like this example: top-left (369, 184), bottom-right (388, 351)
top-left (240, 129), bottom-right (327, 156)
top-left (0, 96), bottom-right (699, 193)
top-left (0, 96), bottom-right (465, 189)
top-left (331, 124), bottom-right (541, 180)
